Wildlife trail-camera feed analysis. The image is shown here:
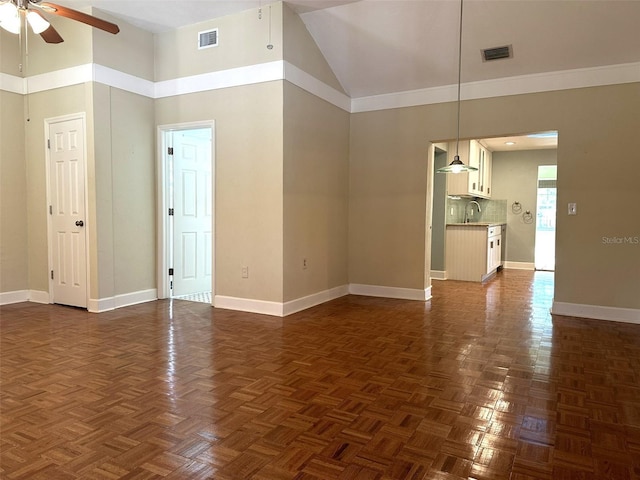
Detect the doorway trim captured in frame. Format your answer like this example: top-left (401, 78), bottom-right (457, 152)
top-left (156, 120), bottom-right (216, 303)
top-left (44, 112), bottom-right (90, 307)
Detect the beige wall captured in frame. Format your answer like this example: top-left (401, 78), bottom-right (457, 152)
top-left (491, 149), bottom-right (557, 263)
top-left (2, 5), bottom-right (638, 316)
top-left (92, 9), bottom-right (155, 81)
top-left (4, 86), bottom-right (154, 302)
top-left (154, 3), bottom-right (283, 82)
top-left (283, 82), bottom-right (350, 301)
top-left (350, 83), bottom-right (640, 309)
top-left (1, 30), bottom-right (21, 76)
top-left (0, 91), bottom-right (27, 292)
top-left (23, 84), bottom-right (89, 293)
top-left (22, 17), bottom-right (92, 76)
top-left (155, 81), bottom-right (284, 302)
top-left (8, 10), bottom-right (156, 302)
top-left (349, 105), bottom-right (435, 289)
top-left (104, 87), bottom-right (156, 296)
top-left (91, 83), bottom-right (114, 300)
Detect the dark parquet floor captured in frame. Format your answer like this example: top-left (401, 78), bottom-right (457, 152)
top-left (1, 270), bottom-right (640, 479)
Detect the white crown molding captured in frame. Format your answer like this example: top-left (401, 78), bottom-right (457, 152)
top-left (552, 301), bottom-right (640, 325)
top-left (2, 61), bottom-right (638, 113)
top-left (0, 73), bottom-right (24, 94)
top-left (154, 61), bottom-right (285, 98)
top-left (284, 62), bottom-right (351, 111)
top-left (26, 64), bottom-right (93, 94)
top-left (93, 64), bottom-right (155, 98)
top-left (351, 61), bottom-right (640, 113)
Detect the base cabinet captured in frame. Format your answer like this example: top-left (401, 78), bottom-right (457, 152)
top-left (487, 227), bottom-right (502, 274)
top-left (446, 224), bottom-right (503, 282)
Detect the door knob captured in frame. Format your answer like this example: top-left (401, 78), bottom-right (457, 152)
top-left (75, 220), bottom-right (84, 227)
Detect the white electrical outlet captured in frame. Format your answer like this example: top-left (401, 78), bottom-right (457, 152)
top-left (241, 266), bottom-right (249, 278)
top-left (568, 203), bottom-right (577, 215)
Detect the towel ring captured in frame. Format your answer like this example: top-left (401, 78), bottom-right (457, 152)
top-left (512, 201), bottom-right (522, 214)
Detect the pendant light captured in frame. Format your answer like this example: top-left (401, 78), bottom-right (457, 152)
top-left (437, 0), bottom-right (478, 174)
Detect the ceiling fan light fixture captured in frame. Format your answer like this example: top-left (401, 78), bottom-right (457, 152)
top-left (27, 10), bottom-right (50, 34)
top-left (0, 2), bottom-right (20, 34)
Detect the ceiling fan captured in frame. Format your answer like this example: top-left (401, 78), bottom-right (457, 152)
top-left (0, 0), bottom-right (119, 44)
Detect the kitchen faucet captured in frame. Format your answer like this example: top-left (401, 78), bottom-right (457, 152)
top-left (464, 200), bottom-right (482, 223)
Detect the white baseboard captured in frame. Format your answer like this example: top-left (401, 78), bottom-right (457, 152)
top-left (349, 283), bottom-right (432, 301)
top-left (430, 270), bottom-right (447, 280)
top-left (0, 290), bottom-right (50, 305)
top-left (552, 301), bottom-right (640, 324)
top-left (0, 290), bottom-right (29, 305)
top-left (214, 295), bottom-right (284, 316)
top-left (504, 261), bottom-right (535, 270)
top-left (283, 285), bottom-right (349, 316)
top-left (30, 290), bottom-right (51, 304)
top-left (215, 283), bottom-right (431, 317)
top-left (88, 289), bottom-right (157, 313)
top-left (216, 285), bottom-right (350, 317)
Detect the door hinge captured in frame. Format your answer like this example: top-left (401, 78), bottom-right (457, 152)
top-left (49, 205), bottom-right (52, 215)
top-left (169, 268), bottom-right (174, 276)
top-left (168, 208), bottom-right (174, 216)
top-left (51, 270), bottom-right (54, 280)
top-left (168, 147), bottom-right (174, 155)
top-left (47, 139), bottom-right (50, 149)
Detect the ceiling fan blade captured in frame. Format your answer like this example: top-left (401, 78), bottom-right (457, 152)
top-left (40, 23), bottom-right (64, 43)
top-left (39, 2), bottom-right (120, 34)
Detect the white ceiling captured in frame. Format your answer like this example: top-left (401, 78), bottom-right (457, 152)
top-left (48, 0), bottom-right (638, 150)
top-left (480, 132), bottom-right (557, 152)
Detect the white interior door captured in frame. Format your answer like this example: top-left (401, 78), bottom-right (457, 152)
top-left (171, 129), bottom-right (212, 296)
top-left (49, 117), bottom-right (87, 308)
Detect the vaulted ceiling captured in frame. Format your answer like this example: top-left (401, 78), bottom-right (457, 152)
top-left (51, 0), bottom-right (640, 99)
top-left (44, 0), bottom-right (639, 150)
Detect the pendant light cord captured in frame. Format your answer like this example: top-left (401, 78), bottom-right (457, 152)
top-left (455, 0), bottom-right (463, 157)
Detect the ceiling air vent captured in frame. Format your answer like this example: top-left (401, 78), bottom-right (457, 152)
top-left (481, 45), bottom-right (513, 62)
top-left (198, 28), bottom-right (218, 50)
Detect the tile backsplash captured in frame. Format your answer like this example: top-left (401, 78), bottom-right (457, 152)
top-left (446, 198), bottom-right (507, 224)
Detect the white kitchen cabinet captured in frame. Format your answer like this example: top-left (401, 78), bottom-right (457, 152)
top-left (446, 140), bottom-right (492, 198)
top-left (477, 142), bottom-right (492, 198)
top-left (446, 141), bottom-right (473, 196)
top-left (445, 224), bottom-right (503, 282)
top-left (486, 226), bottom-right (501, 274)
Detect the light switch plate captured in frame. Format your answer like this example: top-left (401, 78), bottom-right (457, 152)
top-left (568, 203), bottom-right (577, 215)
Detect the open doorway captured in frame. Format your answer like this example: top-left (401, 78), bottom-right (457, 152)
top-left (534, 165), bottom-right (557, 271)
top-left (158, 122), bottom-right (215, 304)
top-left (429, 131), bottom-right (558, 281)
